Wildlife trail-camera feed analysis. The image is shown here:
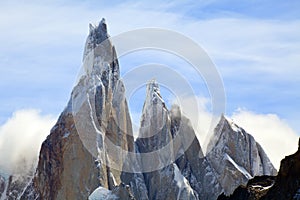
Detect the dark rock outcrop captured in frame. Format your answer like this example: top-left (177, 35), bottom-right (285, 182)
top-left (262, 137), bottom-right (300, 200)
top-left (218, 137), bottom-right (300, 200)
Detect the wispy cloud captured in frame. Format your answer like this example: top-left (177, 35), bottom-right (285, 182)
top-left (0, 109), bottom-right (55, 174)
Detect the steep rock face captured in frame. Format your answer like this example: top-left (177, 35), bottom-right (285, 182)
top-left (20, 19), bottom-right (139, 199)
top-left (206, 115), bottom-right (277, 195)
top-left (0, 158), bottom-right (36, 199)
top-left (170, 105), bottom-right (223, 200)
top-left (0, 175), bottom-right (5, 199)
top-left (135, 81), bottom-right (197, 200)
top-left (136, 80), bottom-right (173, 167)
top-left (6, 173), bottom-right (34, 199)
top-left (20, 110), bottom-right (99, 200)
top-left (120, 145), bottom-right (149, 200)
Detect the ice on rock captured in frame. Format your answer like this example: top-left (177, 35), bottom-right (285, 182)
top-left (173, 164), bottom-right (195, 199)
top-left (224, 153), bottom-right (252, 179)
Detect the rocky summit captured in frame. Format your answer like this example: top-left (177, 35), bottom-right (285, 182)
top-left (0, 19), bottom-right (282, 200)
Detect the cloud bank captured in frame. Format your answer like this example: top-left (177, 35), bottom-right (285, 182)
top-left (0, 109), bottom-right (55, 174)
top-left (231, 109), bottom-right (299, 169)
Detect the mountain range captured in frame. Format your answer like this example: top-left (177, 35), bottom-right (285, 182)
top-left (0, 19), bottom-right (298, 200)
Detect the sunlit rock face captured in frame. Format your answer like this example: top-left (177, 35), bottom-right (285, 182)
top-left (19, 19), bottom-right (138, 200)
top-left (206, 115), bottom-right (277, 195)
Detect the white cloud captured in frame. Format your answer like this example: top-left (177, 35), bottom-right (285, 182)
top-left (0, 109), bottom-right (56, 174)
top-left (231, 109), bottom-right (299, 169)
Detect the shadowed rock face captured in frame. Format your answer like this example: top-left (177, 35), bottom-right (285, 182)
top-left (207, 115), bottom-right (277, 195)
top-left (217, 176), bottom-right (276, 200)
top-left (261, 137), bottom-right (300, 200)
top-left (170, 105), bottom-right (223, 200)
top-left (0, 176), bottom-right (5, 198)
top-left (218, 138), bottom-right (300, 200)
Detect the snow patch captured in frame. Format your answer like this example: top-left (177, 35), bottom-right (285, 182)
top-left (224, 153), bottom-right (252, 179)
top-left (173, 164), bottom-right (195, 200)
top-left (109, 172), bottom-right (117, 186)
top-left (63, 131), bottom-right (70, 138)
top-left (89, 187), bottom-right (117, 200)
top-left (250, 184), bottom-right (273, 191)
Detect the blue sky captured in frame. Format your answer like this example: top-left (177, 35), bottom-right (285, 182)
top-left (0, 0), bottom-right (299, 167)
top-left (1, 0), bottom-right (299, 128)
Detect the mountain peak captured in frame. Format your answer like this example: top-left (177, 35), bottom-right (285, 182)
top-left (83, 18), bottom-right (109, 61)
top-left (80, 19), bottom-right (120, 85)
top-left (207, 114), bottom-right (277, 195)
top-left (88, 18), bottom-right (108, 40)
top-left (223, 116), bottom-right (244, 133)
top-left (144, 79), bottom-right (164, 106)
top-left (147, 79), bottom-right (160, 94)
